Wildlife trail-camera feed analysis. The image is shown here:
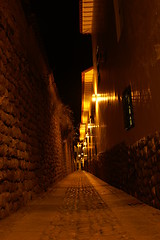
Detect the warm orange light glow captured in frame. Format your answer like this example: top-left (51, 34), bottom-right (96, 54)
top-left (83, 141), bottom-right (87, 147)
top-left (83, 100), bottom-right (91, 111)
top-left (92, 92), bottom-right (119, 129)
top-left (131, 88), bottom-right (152, 103)
top-left (92, 93), bottom-right (118, 102)
top-left (88, 124), bottom-right (99, 129)
top-left (79, 0), bottom-right (94, 34)
top-left (96, 99), bottom-right (99, 121)
top-left (94, 81), bottom-right (97, 96)
top-left (80, 67), bottom-right (94, 142)
top-left (80, 123), bottom-right (86, 141)
top-left (77, 142), bottom-right (82, 148)
top-left (81, 67), bottom-right (94, 124)
top-left (84, 69), bottom-right (94, 82)
top-left (81, 113), bottom-right (88, 124)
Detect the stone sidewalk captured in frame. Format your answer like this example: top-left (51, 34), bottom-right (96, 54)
top-left (1, 171), bottom-right (160, 240)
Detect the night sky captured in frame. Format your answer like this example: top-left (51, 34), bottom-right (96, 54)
top-left (31, 0), bottom-right (93, 128)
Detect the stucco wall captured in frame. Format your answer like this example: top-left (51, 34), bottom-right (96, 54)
top-left (92, 0), bottom-right (160, 152)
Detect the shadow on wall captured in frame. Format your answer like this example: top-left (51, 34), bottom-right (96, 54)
top-left (86, 131), bottom-right (160, 210)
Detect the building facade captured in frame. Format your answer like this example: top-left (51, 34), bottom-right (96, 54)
top-left (79, 0), bottom-right (160, 210)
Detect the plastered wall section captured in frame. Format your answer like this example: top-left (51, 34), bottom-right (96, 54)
top-left (92, 0), bottom-right (160, 152)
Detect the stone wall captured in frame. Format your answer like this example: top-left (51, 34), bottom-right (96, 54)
top-left (86, 131), bottom-right (160, 210)
top-left (0, 0), bottom-right (74, 219)
top-left (86, 143), bottom-right (128, 189)
top-left (128, 131), bottom-right (160, 209)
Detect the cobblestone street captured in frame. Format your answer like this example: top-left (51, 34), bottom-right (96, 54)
top-left (1, 171), bottom-right (160, 240)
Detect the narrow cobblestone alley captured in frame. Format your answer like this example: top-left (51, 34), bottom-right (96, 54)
top-left (1, 171), bottom-right (160, 240)
top-left (2, 1), bottom-right (160, 239)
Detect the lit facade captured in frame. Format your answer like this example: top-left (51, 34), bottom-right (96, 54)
top-left (80, 67), bottom-right (94, 141)
top-left (79, 0), bottom-right (93, 34)
top-left (79, 0), bottom-right (160, 211)
top-left (79, 0), bottom-right (160, 155)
